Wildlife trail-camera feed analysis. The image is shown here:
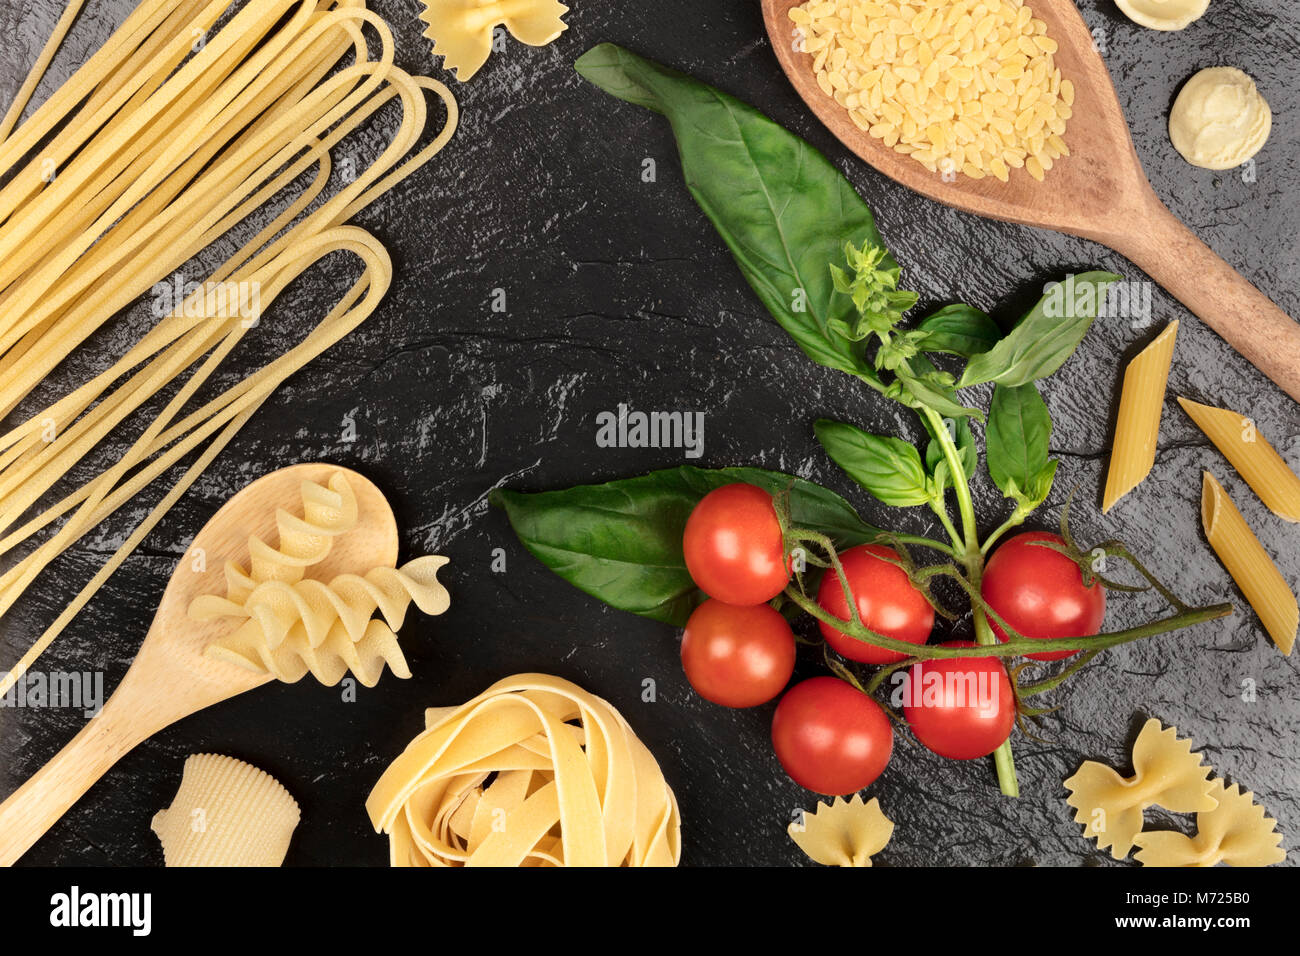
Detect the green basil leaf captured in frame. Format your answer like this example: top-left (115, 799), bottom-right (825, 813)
top-left (916, 304), bottom-right (1001, 357)
top-left (897, 366), bottom-right (983, 421)
top-left (575, 44), bottom-right (892, 379)
top-left (923, 416), bottom-right (976, 485)
top-left (1028, 459), bottom-right (1059, 507)
top-left (986, 382), bottom-right (1052, 500)
top-left (958, 272), bottom-right (1121, 388)
top-left (491, 465), bottom-right (882, 627)
top-left (814, 419), bottom-right (930, 507)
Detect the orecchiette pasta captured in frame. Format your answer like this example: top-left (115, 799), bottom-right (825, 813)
top-left (194, 557), bottom-right (451, 686)
top-left (788, 794), bottom-right (893, 867)
top-left (1064, 719), bottom-right (1218, 859)
top-left (1134, 782), bottom-right (1286, 867)
top-left (151, 754), bottom-right (299, 867)
top-left (366, 674), bottom-right (681, 866)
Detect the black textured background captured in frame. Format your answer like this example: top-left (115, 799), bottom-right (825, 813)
top-left (1, 0), bottom-right (1296, 867)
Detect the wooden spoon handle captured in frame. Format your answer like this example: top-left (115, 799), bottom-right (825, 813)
top-left (1106, 200), bottom-right (1300, 402)
top-left (0, 690), bottom-right (149, 866)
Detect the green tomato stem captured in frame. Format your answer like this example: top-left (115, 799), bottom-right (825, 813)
top-left (979, 506), bottom-right (1029, 556)
top-left (917, 403), bottom-right (1020, 796)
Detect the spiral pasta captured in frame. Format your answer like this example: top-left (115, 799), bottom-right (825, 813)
top-left (222, 471), bottom-right (358, 603)
top-left (151, 754), bottom-right (300, 867)
top-left (366, 674), bottom-right (681, 866)
top-left (194, 556), bottom-right (451, 685)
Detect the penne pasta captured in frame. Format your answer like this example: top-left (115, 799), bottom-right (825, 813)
top-left (1103, 321), bottom-right (1179, 512)
top-left (1179, 397), bottom-right (1300, 523)
top-left (1201, 472), bottom-right (1297, 655)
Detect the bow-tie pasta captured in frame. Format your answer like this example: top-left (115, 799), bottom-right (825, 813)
top-left (1064, 719), bottom-right (1218, 859)
top-left (419, 0), bottom-right (569, 81)
top-left (1134, 782), bottom-right (1286, 867)
top-left (789, 794), bottom-right (894, 867)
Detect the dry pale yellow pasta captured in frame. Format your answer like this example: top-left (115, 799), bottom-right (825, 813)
top-left (1103, 321), bottom-right (1179, 512)
top-left (194, 556), bottom-right (451, 685)
top-left (789, 0), bottom-right (1071, 181)
top-left (367, 674), bottom-right (681, 867)
top-left (788, 794), bottom-right (893, 867)
top-left (1064, 718), bottom-right (1218, 859)
top-left (151, 754), bottom-right (300, 867)
top-left (1133, 781), bottom-right (1286, 867)
top-left (1201, 472), bottom-right (1297, 655)
top-left (1179, 398), bottom-right (1300, 523)
top-left (0, 0), bottom-right (458, 697)
top-left (418, 0), bottom-right (569, 81)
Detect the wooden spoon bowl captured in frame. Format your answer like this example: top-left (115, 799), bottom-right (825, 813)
top-left (0, 463), bottom-right (398, 866)
top-left (762, 0), bottom-right (1300, 401)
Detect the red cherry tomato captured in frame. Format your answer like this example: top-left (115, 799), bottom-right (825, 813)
top-left (902, 641), bottom-right (1015, 760)
top-left (683, 483), bottom-right (789, 605)
top-left (680, 599), bottom-right (796, 708)
top-left (816, 544), bottom-right (934, 664)
top-left (771, 677), bottom-right (893, 795)
top-left (981, 531), bottom-right (1106, 661)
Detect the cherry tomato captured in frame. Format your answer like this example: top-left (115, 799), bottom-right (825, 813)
top-left (771, 677), bottom-right (893, 795)
top-left (816, 544), bottom-right (934, 664)
top-left (683, 483), bottom-right (789, 605)
top-left (981, 531), bottom-right (1106, 661)
top-left (902, 641), bottom-right (1015, 760)
top-left (680, 599), bottom-right (796, 708)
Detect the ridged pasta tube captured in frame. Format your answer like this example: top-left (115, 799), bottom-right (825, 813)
top-left (152, 754), bottom-right (299, 867)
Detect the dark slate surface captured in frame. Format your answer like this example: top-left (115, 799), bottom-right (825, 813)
top-left (1, 0), bottom-right (1296, 867)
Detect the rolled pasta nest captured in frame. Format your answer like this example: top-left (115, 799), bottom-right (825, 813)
top-left (366, 673), bottom-right (682, 866)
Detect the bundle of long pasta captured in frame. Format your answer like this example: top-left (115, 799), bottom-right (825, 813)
top-left (367, 674), bottom-right (682, 866)
top-left (0, 0), bottom-right (457, 694)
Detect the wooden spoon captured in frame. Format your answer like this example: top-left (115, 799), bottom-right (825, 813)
top-left (0, 463), bottom-right (398, 866)
top-left (762, 0), bottom-right (1300, 401)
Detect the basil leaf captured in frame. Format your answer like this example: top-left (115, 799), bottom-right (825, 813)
top-left (916, 304), bottom-right (1001, 357)
top-left (923, 416), bottom-right (976, 485)
top-left (491, 465), bottom-right (882, 627)
top-left (986, 382), bottom-right (1052, 501)
top-left (814, 419), bottom-right (930, 507)
top-left (958, 272), bottom-right (1121, 388)
top-left (575, 44), bottom-right (893, 379)
top-left (897, 367), bottom-right (983, 421)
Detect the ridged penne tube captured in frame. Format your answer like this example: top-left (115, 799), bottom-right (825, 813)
top-left (151, 754), bottom-right (299, 867)
top-left (1179, 397), bottom-right (1300, 523)
top-left (1201, 472), bottom-right (1297, 655)
top-left (1103, 321), bottom-right (1179, 512)
top-left (367, 674), bottom-right (681, 867)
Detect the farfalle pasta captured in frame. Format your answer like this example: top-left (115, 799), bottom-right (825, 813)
top-left (1134, 782), bottom-right (1286, 867)
top-left (194, 557), bottom-right (451, 686)
top-left (788, 795), bottom-right (893, 867)
top-left (366, 674), bottom-right (681, 866)
top-left (151, 754), bottom-right (300, 867)
top-left (1064, 719), bottom-right (1218, 859)
top-left (418, 0), bottom-right (569, 81)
